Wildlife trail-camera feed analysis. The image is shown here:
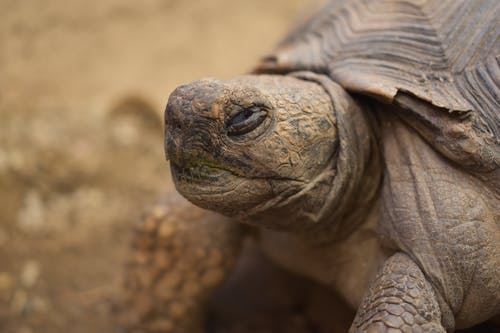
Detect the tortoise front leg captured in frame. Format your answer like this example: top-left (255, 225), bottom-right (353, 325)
top-left (120, 193), bottom-right (245, 333)
top-left (350, 253), bottom-right (446, 333)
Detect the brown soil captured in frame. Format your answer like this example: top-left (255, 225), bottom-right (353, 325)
top-left (0, 1), bottom-right (321, 332)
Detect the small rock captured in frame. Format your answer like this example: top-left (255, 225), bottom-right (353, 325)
top-left (157, 222), bottom-right (175, 239)
top-left (21, 260), bottom-right (41, 288)
top-left (151, 206), bottom-right (166, 220)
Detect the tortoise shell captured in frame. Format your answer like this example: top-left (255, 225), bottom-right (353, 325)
top-left (255, 0), bottom-right (499, 174)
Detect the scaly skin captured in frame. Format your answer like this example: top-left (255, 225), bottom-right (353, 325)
top-left (123, 70), bottom-right (498, 332)
top-left (351, 253), bottom-right (445, 333)
top-left (120, 193), bottom-right (244, 333)
top-left (376, 111), bottom-right (500, 331)
top-left (165, 73), bottom-right (379, 241)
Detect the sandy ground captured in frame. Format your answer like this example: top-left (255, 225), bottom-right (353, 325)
top-left (0, 1), bottom-right (322, 332)
top-left (0, 1), bottom-right (497, 333)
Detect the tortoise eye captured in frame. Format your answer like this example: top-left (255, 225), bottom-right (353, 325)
top-left (226, 106), bottom-right (267, 136)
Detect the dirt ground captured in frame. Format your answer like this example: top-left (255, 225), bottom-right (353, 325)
top-left (0, 1), bottom-right (498, 333)
top-left (0, 1), bottom-right (323, 332)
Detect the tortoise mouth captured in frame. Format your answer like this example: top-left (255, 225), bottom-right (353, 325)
top-left (170, 162), bottom-right (245, 197)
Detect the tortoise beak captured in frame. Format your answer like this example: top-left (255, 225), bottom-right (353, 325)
top-left (164, 79), bottom-right (226, 168)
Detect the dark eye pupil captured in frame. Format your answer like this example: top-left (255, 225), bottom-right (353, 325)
top-left (226, 106), bottom-right (267, 136)
top-left (233, 108), bottom-right (255, 124)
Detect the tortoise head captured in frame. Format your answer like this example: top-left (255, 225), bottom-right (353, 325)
top-left (165, 73), bottom-right (378, 234)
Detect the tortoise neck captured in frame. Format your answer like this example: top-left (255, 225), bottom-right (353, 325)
top-left (308, 129), bottom-right (382, 244)
top-left (295, 72), bottom-right (383, 243)
top-left (243, 73), bottom-right (383, 243)
top-left (295, 109), bottom-right (382, 243)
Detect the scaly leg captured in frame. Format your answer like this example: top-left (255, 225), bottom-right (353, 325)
top-left (350, 253), bottom-right (446, 333)
top-left (119, 193), bottom-right (245, 333)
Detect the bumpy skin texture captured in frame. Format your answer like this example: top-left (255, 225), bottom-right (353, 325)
top-left (120, 194), bottom-right (357, 333)
top-left (151, 73), bottom-right (497, 332)
top-left (165, 75), bottom-right (340, 225)
top-left (165, 73), bottom-right (380, 241)
top-left (377, 111), bottom-right (500, 330)
top-left (124, 1), bottom-right (499, 332)
top-left (351, 253), bottom-right (445, 333)
top-left (121, 193), bottom-right (244, 333)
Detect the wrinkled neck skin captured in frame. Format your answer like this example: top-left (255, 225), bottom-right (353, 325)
top-left (241, 72), bottom-right (382, 244)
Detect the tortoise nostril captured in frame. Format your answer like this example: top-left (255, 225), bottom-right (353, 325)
top-left (165, 106), bottom-right (183, 131)
top-left (253, 55), bottom-right (281, 74)
top-left (261, 55), bottom-right (278, 65)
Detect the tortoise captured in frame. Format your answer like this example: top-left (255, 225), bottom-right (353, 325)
top-left (122, 0), bottom-right (499, 332)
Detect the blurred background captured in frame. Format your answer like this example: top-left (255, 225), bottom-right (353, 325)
top-left (0, 0), bottom-right (323, 332)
